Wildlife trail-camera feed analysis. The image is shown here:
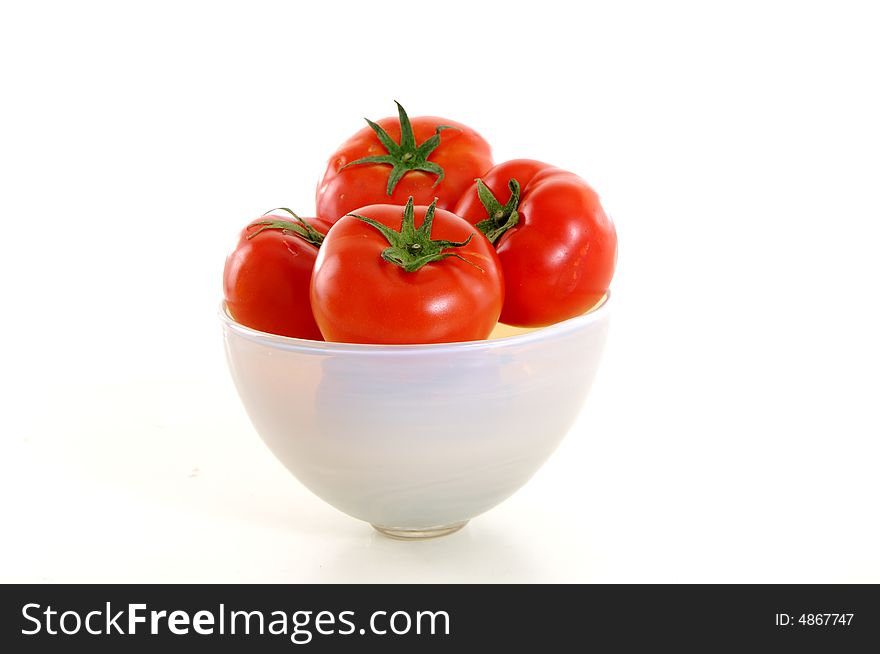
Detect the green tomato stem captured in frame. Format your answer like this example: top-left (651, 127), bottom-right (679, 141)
top-left (341, 101), bottom-right (456, 195)
top-left (248, 208), bottom-right (324, 247)
top-left (349, 197), bottom-right (481, 273)
top-left (474, 178), bottom-right (521, 244)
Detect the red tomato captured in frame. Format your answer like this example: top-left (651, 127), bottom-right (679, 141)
top-left (454, 159), bottom-right (617, 327)
top-left (223, 210), bottom-right (330, 339)
top-left (316, 101), bottom-right (493, 224)
top-left (311, 198), bottom-right (503, 344)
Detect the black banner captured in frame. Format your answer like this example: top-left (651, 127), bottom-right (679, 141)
top-left (2, 584), bottom-right (877, 651)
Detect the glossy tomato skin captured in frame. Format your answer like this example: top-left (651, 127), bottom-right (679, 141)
top-left (454, 159), bottom-right (617, 327)
top-left (223, 217), bottom-right (331, 340)
top-left (311, 205), bottom-right (503, 344)
top-left (316, 117), bottom-right (493, 224)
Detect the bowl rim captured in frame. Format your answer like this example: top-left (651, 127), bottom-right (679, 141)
top-left (219, 293), bottom-right (610, 355)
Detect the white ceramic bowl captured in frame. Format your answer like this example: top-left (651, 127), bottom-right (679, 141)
top-left (220, 297), bottom-right (610, 539)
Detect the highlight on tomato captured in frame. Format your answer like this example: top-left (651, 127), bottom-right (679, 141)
top-left (310, 197), bottom-right (504, 344)
top-left (223, 209), bottom-right (330, 340)
top-left (454, 159), bottom-right (617, 328)
top-left (316, 101), bottom-right (493, 225)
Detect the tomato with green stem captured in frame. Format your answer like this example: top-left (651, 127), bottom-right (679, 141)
top-left (316, 101), bottom-right (493, 224)
top-left (223, 209), bottom-right (329, 339)
top-left (454, 159), bottom-right (617, 327)
top-left (310, 197), bottom-right (503, 344)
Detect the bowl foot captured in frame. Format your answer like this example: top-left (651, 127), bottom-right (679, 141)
top-left (372, 521), bottom-right (468, 540)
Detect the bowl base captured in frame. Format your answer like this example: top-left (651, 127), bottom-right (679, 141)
top-left (372, 521), bottom-right (468, 540)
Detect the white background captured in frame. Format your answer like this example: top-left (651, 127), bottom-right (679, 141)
top-left (2, 0), bottom-right (878, 582)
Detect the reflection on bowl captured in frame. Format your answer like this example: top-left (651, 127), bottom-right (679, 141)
top-left (220, 296), bottom-right (610, 539)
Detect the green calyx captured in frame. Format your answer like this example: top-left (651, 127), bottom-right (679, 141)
top-left (341, 101), bottom-right (455, 196)
top-left (474, 178), bottom-right (521, 244)
top-left (248, 208), bottom-right (324, 247)
top-left (348, 197), bottom-right (480, 273)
